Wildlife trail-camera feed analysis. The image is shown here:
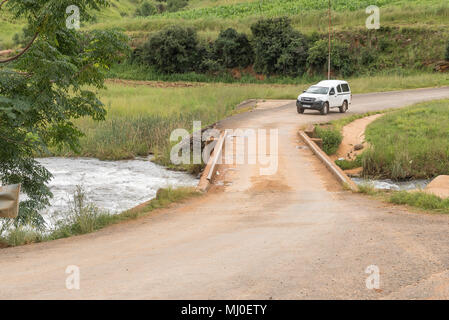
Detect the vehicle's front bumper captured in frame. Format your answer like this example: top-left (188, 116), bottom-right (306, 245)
top-left (296, 99), bottom-right (325, 110)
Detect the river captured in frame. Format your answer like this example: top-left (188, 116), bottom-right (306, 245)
top-left (37, 157), bottom-right (199, 223)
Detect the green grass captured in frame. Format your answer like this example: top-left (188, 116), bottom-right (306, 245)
top-left (52, 82), bottom-right (304, 167)
top-left (0, 186), bottom-right (201, 247)
top-left (157, 0), bottom-right (445, 20)
top-left (48, 73), bottom-right (449, 167)
top-left (90, 1), bottom-right (449, 38)
top-left (357, 186), bottom-right (449, 215)
top-left (389, 190), bottom-right (449, 213)
top-left (3, 0), bottom-right (449, 49)
top-left (363, 99), bottom-right (449, 180)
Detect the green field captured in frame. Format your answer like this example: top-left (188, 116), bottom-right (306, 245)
top-left (82, 0), bottom-right (449, 50)
top-left (363, 100), bottom-right (449, 180)
top-left (2, 0), bottom-right (449, 48)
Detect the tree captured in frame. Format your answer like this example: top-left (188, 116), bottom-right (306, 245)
top-left (0, 0), bottom-right (128, 227)
top-left (142, 25), bottom-right (202, 73)
top-left (251, 17), bottom-right (308, 76)
top-left (213, 28), bottom-right (253, 69)
top-left (307, 39), bottom-right (355, 77)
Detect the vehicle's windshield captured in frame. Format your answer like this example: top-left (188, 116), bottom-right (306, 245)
top-left (305, 86), bottom-right (329, 95)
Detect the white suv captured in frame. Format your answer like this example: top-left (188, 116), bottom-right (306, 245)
top-left (296, 80), bottom-right (352, 115)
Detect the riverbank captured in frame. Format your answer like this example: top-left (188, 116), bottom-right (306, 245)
top-left (364, 99), bottom-right (449, 180)
top-left (0, 185), bottom-right (201, 247)
top-left (314, 99), bottom-right (449, 214)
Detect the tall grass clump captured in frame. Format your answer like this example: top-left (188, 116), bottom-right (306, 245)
top-left (49, 186), bottom-right (112, 238)
top-left (0, 226), bottom-right (44, 246)
top-left (362, 100), bottom-right (449, 180)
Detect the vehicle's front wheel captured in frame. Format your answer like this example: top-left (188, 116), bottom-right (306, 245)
top-left (297, 106), bottom-right (304, 114)
top-left (339, 100), bottom-right (348, 113)
top-left (320, 102), bottom-right (329, 115)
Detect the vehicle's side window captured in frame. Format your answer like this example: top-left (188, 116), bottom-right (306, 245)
top-left (337, 85), bottom-right (342, 93)
top-left (329, 88), bottom-right (335, 95)
top-left (341, 84), bottom-right (350, 92)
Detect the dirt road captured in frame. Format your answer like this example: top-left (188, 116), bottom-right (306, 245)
top-left (1, 87), bottom-right (449, 299)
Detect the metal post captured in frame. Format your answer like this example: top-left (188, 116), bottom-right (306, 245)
top-left (0, 184), bottom-right (21, 218)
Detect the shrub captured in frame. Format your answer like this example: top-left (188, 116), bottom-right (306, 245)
top-left (360, 47), bottom-right (377, 66)
top-left (135, 1), bottom-right (157, 17)
top-left (156, 3), bottom-right (166, 13)
top-left (315, 126), bottom-right (342, 155)
top-left (307, 39), bottom-right (355, 77)
top-left (335, 157), bottom-right (362, 170)
top-left (446, 40), bottom-right (449, 61)
top-left (275, 36), bottom-right (309, 76)
top-left (142, 25), bottom-right (203, 73)
top-left (251, 17), bottom-right (308, 76)
top-left (167, 0), bottom-right (188, 12)
top-left (213, 28), bottom-right (253, 69)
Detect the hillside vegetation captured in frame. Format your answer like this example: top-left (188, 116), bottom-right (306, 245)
top-left (2, 0), bottom-right (449, 47)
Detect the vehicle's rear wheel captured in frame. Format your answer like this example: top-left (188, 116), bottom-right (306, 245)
top-left (297, 106), bottom-right (304, 114)
top-left (339, 100), bottom-right (348, 113)
top-left (321, 102), bottom-right (329, 115)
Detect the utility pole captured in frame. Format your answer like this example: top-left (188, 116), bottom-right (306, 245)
top-left (328, 0), bottom-right (331, 80)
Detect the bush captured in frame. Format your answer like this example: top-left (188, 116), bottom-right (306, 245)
top-left (315, 126), bottom-right (342, 155)
top-left (360, 47), bottom-right (377, 66)
top-left (142, 25), bottom-right (203, 73)
top-left (251, 17), bottom-right (308, 76)
top-left (307, 39), bottom-right (355, 77)
top-left (135, 1), bottom-right (157, 17)
top-left (446, 40), bottom-right (449, 61)
top-left (275, 36), bottom-right (309, 76)
top-left (213, 28), bottom-right (253, 69)
top-left (335, 157), bottom-right (362, 170)
top-left (167, 0), bottom-right (188, 12)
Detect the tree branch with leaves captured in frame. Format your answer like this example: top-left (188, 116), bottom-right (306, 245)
top-left (0, 0), bottom-right (129, 227)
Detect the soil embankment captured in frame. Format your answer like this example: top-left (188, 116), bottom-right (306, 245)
top-left (332, 114), bottom-right (384, 161)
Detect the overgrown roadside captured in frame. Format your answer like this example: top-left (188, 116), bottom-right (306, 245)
top-left (0, 187), bottom-right (201, 248)
top-left (314, 99), bottom-right (449, 215)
